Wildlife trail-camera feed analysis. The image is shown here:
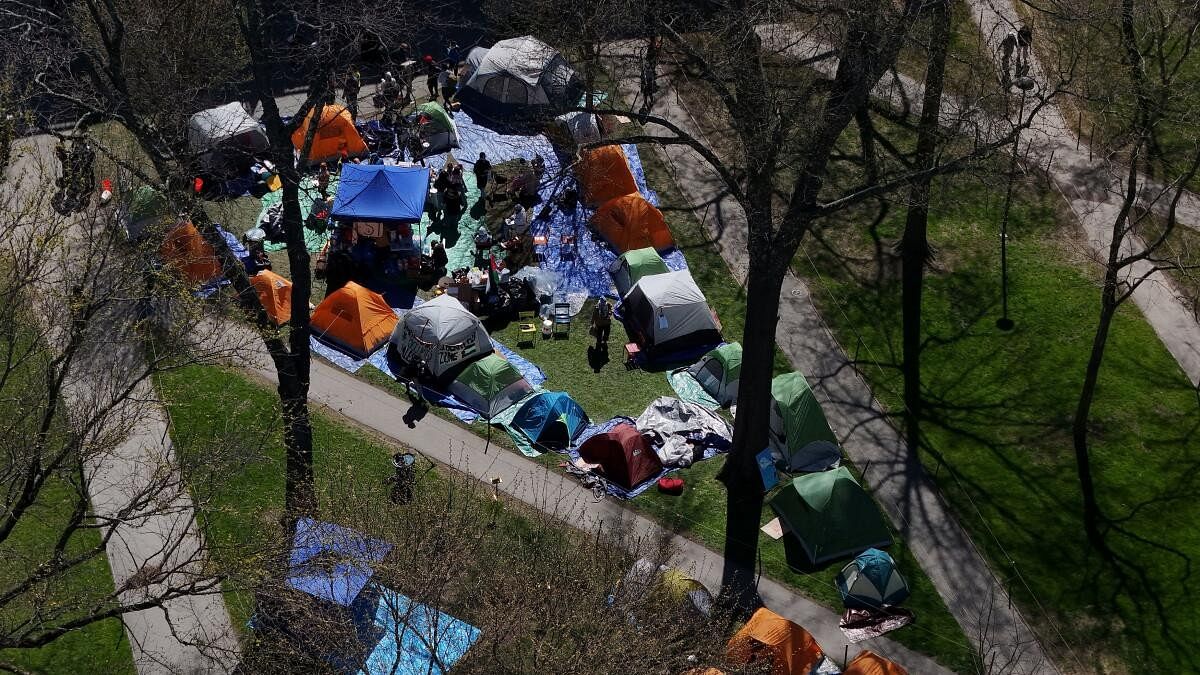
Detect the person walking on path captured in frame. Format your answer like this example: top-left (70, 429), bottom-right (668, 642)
top-left (343, 68), bottom-right (361, 121)
top-left (473, 152), bottom-right (492, 194)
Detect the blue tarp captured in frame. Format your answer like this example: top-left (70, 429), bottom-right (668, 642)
top-left (359, 589), bottom-right (480, 675)
top-left (194, 224), bottom-right (250, 298)
top-left (287, 518), bottom-right (393, 607)
top-left (332, 164), bottom-right (430, 223)
top-left (512, 391), bottom-right (589, 449)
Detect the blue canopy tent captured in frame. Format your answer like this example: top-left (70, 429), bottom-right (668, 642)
top-left (512, 391), bottom-right (589, 451)
top-left (359, 589), bottom-right (481, 675)
top-left (331, 164), bottom-right (430, 224)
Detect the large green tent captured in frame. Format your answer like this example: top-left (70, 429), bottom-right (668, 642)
top-left (609, 247), bottom-right (669, 298)
top-left (769, 466), bottom-right (892, 565)
top-left (412, 101), bottom-right (459, 155)
top-left (687, 342), bottom-right (741, 407)
top-left (769, 372), bottom-right (841, 472)
top-left (447, 353), bottom-right (533, 419)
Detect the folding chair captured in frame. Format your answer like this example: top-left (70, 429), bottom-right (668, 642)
top-left (559, 234), bottom-right (576, 262)
top-left (553, 303), bottom-right (571, 337)
top-left (518, 321), bottom-right (538, 348)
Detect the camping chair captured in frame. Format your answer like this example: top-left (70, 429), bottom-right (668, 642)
top-left (553, 303), bottom-right (571, 337)
top-left (518, 319), bottom-right (538, 348)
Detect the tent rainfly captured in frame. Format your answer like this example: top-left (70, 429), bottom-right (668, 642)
top-left (769, 466), bottom-right (893, 566)
top-left (577, 423), bottom-right (662, 490)
top-left (159, 221), bottom-right (222, 286)
top-left (836, 548), bottom-right (910, 610)
top-left (842, 650), bottom-right (910, 675)
top-left (461, 35), bottom-right (582, 113)
top-left (622, 270), bottom-right (721, 358)
top-left (769, 372), bottom-right (841, 472)
top-left (687, 342), bottom-right (742, 407)
top-left (310, 282), bottom-right (397, 358)
top-left (389, 294), bottom-right (491, 380)
top-left (726, 607), bottom-right (827, 675)
top-left (331, 164), bottom-right (431, 224)
top-left (447, 354), bottom-right (532, 419)
top-left (187, 102), bottom-right (268, 173)
top-left (512, 391), bottom-right (589, 450)
top-left (409, 102), bottom-right (459, 156)
top-left (291, 104), bottom-right (367, 164)
top-left (609, 247), bottom-right (670, 299)
top-left (251, 269), bottom-right (293, 326)
top-left (592, 193), bottom-right (674, 254)
top-left (576, 145), bottom-right (638, 207)
top-left (123, 185), bottom-right (172, 241)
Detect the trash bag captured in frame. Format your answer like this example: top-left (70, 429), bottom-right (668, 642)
top-left (258, 202), bottom-right (286, 243)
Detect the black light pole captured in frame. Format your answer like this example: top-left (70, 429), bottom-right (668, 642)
top-left (997, 79), bottom-right (1031, 331)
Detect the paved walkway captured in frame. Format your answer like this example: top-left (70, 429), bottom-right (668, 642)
top-left (602, 43), bottom-right (1058, 674)
top-left (214, 322), bottom-right (953, 674)
top-left (6, 137), bottom-right (239, 674)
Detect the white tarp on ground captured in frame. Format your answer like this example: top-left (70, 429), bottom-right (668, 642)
top-left (635, 396), bottom-right (732, 466)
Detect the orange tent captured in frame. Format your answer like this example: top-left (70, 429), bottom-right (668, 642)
top-left (159, 221), bottom-right (222, 286)
top-left (726, 607), bottom-right (825, 675)
top-left (577, 145), bottom-right (638, 206)
top-left (291, 105), bottom-right (367, 164)
top-left (842, 650), bottom-right (909, 675)
top-left (310, 281), bottom-right (397, 357)
top-left (592, 193), bottom-right (674, 253)
top-left (251, 270), bottom-right (293, 325)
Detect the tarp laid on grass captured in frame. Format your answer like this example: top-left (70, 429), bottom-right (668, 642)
top-left (360, 589), bottom-right (481, 675)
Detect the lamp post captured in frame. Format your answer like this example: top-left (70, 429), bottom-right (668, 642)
top-left (997, 79), bottom-right (1032, 331)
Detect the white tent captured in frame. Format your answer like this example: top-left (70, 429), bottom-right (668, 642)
top-left (389, 294), bottom-right (492, 379)
top-left (554, 111), bottom-right (602, 145)
top-left (462, 36), bottom-right (581, 109)
top-left (187, 102), bottom-right (268, 171)
top-left (622, 270), bottom-right (721, 356)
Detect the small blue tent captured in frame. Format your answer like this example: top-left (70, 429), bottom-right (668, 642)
top-left (835, 548), bottom-right (910, 610)
top-left (359, 589), bottom-right (481, 675)
top-left (331, 164), bottom-right (430, 224)
top-left (287, 518), bottom-right (393, 607)
top-left (512, 391), bottom-right (589, 450)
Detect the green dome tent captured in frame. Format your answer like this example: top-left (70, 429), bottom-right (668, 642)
top-left (609, 247), bottom-right (670, 298)
top-left (835, 548), bottom-right (910, 610)
top-left (447, 354), bottom-right (533, 419)
top-left (769, 466), bottom-right (893, 566)
top-left (770, 372), bottom-right (840, 472)
top-left (123, 185), bottom-right (172, 240)
top-left (687, 342), bottom-right (741, 407)
top-left (410, 102), bottom-right (459, 156)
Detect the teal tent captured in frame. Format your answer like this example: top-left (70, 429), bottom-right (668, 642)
top-left (769, 372), bottom-right (840, 472)
top-left (836, 548), bottom-right (910, 610)
top-left (512, 391), bottom-right (589, 450)
top-left (769, 466), bottom-right (892, 565)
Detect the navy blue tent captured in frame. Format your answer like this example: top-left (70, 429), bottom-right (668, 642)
top-left (331, 164), bottom-right (430, 224)
top-left (512, 391), bottom-right (589, 450)
top-left (287, 518), bottom-right (393, 606)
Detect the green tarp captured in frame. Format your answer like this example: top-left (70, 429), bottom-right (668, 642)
top-left (258, 174), bottom-right (340, 252)
top-left (769, 466), bottom-right (892, 565)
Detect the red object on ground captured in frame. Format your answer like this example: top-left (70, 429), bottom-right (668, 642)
top-left (423, 54), bottom-right (434, 63)
top-left (193, 177), bottom-right (204, 193)
top-left (657, 477), bottom-right (684, 495)
top-left (101, 178), bottom-right (113, 192)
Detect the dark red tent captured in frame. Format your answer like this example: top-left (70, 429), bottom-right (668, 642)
top-left (578, 423), bottom-right (663, 490)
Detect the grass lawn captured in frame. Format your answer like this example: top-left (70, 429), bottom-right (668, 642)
top-left (797, 161), bottom-right (1200, 673)
top-left (0, 288), bottom-right (134, 674)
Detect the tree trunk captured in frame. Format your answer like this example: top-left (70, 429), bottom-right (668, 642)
top-left (718, 259), bottom-right (785, 612)
top-left (900, 1), bottom-right (950, 460)
top-left (1072, 276), bottom-right (1117, 551)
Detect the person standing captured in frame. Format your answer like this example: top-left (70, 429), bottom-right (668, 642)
top-left (472, 151), bottom-right (492, 194)
top-left (437, 63), bottom-right (456, 108)
top-left (591, 297), bottom-right (612, 351)
top-left (343, 68), bottom-right (361, 121)
top-left (317, 162), bottom-right (330, 198)
top-left (423, 55), bottom-right (438, 101)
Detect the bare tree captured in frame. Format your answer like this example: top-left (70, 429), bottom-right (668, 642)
top-left (0, 139), bottom-right (246, 669)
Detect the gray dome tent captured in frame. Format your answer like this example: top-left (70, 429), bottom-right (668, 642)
top-left (622, 270), bottom-right (721, 358)
top-left (461, 36), bottom-right (582, 113)
top-left (187, 102), bottom-right (268, 174)
top-left (389, 294), bottom-right (491, 380)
